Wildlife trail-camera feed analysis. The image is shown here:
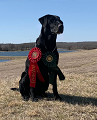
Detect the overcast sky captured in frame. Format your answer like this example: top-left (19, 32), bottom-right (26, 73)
top-left (0, 0), bottom-right (97, 44)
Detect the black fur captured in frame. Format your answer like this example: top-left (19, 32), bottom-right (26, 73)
top-left (11, 15), bottom-right (64, 102)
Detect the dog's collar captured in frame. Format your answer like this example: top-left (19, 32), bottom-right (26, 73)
top-left (52, 46), bottom-right (57, 52)
top-left (35, 43), bottom-right (57, 53)
top-left (43, 46), bottom-right (57, 53)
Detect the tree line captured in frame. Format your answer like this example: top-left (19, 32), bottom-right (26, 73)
top-left (0, 42), bottom-right (97, 51)
top-left (56, 42), bottom-right (97, 50)
top-left (0, 43), bottom-right (35, 51)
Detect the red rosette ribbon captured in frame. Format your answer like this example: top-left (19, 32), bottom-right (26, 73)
top-left (28, 47), bottom-right (45, 88)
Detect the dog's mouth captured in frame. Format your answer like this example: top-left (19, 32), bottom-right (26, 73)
top-left (57, 24), bottom-right (64, 34)
top-left (52, 30), bottom-right (63, 35)
top-left (57, 30), bottom-right (63, 34)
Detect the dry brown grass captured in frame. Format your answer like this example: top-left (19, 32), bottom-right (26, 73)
top-left (0, 49), bottom-right (97, 120)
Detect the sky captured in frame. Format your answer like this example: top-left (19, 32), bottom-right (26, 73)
top-left (0, 0), bottom-right (97, 44)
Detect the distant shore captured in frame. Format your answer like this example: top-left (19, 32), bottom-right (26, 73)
top-left (1, 42), bottom-right (97, 51)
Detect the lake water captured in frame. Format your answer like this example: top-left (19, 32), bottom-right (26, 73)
top-left (0, 51), bottom-right (29, 56)
top-left (0, 49), bottom-right (74, 62)
top-left (0, 49), bottom-right (74, 56)
top-left (0, 60), bottom-right (10, 62)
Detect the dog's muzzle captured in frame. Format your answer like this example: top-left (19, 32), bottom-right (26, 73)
top-left (57, 24), bottom-right (64, 34)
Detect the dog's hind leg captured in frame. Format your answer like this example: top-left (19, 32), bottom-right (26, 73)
top-left (19, 83), bottom-right (30, 101)
top-left (19, 72), bottom-right (30, 101)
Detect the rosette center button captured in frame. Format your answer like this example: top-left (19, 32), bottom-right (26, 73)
top-left (32, 52), bottom-right (38, 59)
top-left (46, 55), bottom-right (53, 62)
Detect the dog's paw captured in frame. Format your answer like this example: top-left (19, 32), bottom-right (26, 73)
top-left (31, 97), bottom-right (38, 102)
top-left (22, 95), bottom-right (30, 101)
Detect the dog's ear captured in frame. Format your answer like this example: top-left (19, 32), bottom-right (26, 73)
top-left (39, 15), bottom-right (49, 27)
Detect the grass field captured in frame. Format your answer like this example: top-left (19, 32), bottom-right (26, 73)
top-left (0, 49), bottom-right (97, 120)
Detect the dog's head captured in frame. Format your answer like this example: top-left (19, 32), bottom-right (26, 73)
top-left (39, 14), bottom-right (64, 34)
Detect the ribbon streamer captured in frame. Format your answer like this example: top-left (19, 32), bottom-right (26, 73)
top-left (28, 47), bottom-right (45, 88)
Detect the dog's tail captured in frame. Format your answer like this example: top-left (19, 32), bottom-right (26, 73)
top-left (10, 88), bottom-right (20, 91)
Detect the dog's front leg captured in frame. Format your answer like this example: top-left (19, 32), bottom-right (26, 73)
top-left (30, 87), bottom-right (38, 102)
top-left (53, 74), bottom-right (62, 101)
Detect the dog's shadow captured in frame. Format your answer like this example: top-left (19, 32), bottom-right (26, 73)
top-left (45, 93), bottom-right (97, 106)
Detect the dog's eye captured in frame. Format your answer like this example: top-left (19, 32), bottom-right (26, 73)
top-left (50, 19), bottom-right (55, 23)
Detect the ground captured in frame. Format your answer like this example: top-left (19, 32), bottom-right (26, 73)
top-left (0, 49), bottom-right (97, 120)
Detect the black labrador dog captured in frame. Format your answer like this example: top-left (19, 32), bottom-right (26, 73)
top-left (16, 15), bottom-right (64, 102)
